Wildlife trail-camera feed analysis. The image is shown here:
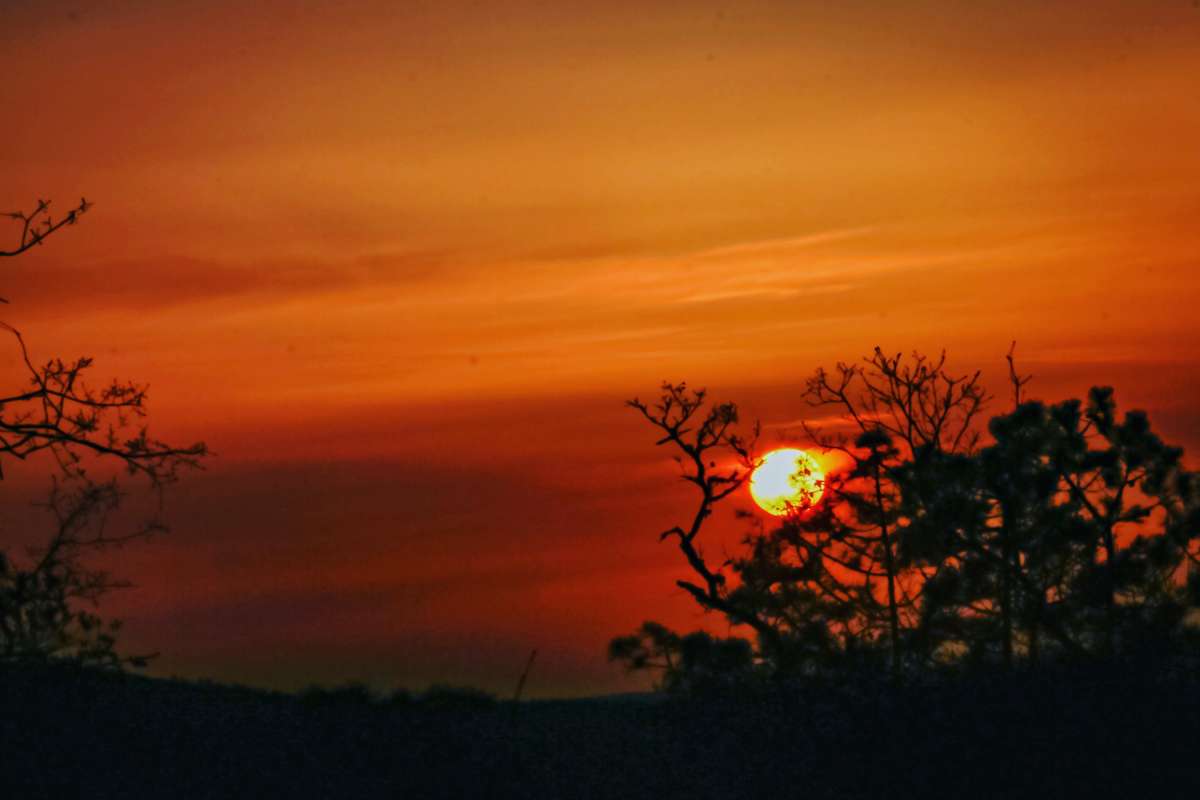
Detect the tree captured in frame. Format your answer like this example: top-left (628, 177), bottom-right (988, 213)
top-left (794, 348), bottom-right (989, 680)
top-left (623, 384), bottom-right (777, 640)
top-left (619, 346), bottom-right (1198, 692)
top-left (616, 358), bottom-right (990, 685)
top-left (1040, 385), bottom-right (1187, 655)
top-left (0, 196), bottom-right (206, 667)
top-left (912, 356), bottom-right (1194, 666)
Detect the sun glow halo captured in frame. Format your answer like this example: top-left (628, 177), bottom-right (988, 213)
top-left (749, 448), bottom-right (824, 516)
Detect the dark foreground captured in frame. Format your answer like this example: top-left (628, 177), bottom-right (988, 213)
top-left (3, 660), bottom-right (1198, 799)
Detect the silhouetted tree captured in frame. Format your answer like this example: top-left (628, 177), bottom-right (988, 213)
top-left (620, 346), bottom-right (1198, 692)
top-left (794, 348), bottom-right (989, 680)
top-left (0, 196), bottom-right (206, 667)
top-left (914, 388), bottom-right (1089, 667)
top-left (913, 354), bottom-right (1193, 666)
top-left (624, 385), bottom-right (781, 650)
top-left (617, 359), bottom-right (989, 684)
top-left (1042, 385), bottom-right (1187, 654)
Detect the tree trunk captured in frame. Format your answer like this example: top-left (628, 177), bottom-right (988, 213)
top-left (1102, 524), bottom-right (1117, 658)
top-left (875, 469), bottom-right (902, 684)
top-left (1026, 574), bottom-right (1043, 667)
top-left (999, 517), bottom-right (1014, 669)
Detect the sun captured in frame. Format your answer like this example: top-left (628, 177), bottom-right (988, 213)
top-left (749, 448), bottom-right (825, 516)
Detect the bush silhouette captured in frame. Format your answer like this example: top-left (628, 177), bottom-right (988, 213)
top-left (609, 621), bottom-right (759, 695)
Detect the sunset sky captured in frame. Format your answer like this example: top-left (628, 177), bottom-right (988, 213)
top-left (1, 1), bottom-right (1198, 696)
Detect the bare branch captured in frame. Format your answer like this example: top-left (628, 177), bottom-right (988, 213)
top-left (1, 197), bottom-right (92, 259)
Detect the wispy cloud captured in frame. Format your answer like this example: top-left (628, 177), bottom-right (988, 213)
top-left (675, 282), bottom-right (857, 305)
top-left (690, 227), bottom-right (878, 260)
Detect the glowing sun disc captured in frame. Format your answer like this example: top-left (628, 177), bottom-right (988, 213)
top-left (750, 448), bottom-right (824, 516)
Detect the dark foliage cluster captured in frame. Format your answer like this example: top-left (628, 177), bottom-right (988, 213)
top-left (0, 481), bottom-right (162, 669)
top-left (615, 348), bottom-right (1199, 690)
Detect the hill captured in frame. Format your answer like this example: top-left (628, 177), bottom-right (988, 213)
top-left (3, 659), bottom-right (1198, 798)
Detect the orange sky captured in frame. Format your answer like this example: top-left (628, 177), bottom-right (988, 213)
top-left (1, 1), bottom-right (1198, 696)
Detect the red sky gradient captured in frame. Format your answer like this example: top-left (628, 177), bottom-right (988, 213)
top-left (1, 1), bottom-right (1198, 696)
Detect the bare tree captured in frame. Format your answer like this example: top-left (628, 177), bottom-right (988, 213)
top-left (0, 195), bottom-right (204, 481)
top-left (624, 383), bottom-right (780, 652)
top-left (0, 194), bottom-right (205, 666)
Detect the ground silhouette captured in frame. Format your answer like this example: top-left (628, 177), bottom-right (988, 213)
top-left (3, 657), bottom-right (1199, 799)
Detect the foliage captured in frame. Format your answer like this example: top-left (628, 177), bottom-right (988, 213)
top-left (608, 621), bottom-right (759, 695)
top-left (614, 347), bottom-right (1199, 691)
top-left (0, 480), bottom-right (162, 668)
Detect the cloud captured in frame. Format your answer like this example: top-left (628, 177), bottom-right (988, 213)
top-left (1, 249), bottom-right (457, 315)
top-left (689, 228), bottom-right (878, 260)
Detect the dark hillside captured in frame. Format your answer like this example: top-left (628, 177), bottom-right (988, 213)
top-left (3, 659), bottom-right (1199, 799)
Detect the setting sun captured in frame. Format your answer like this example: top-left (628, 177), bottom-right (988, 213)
top-left (749, 449), bottom-right (825, 516)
